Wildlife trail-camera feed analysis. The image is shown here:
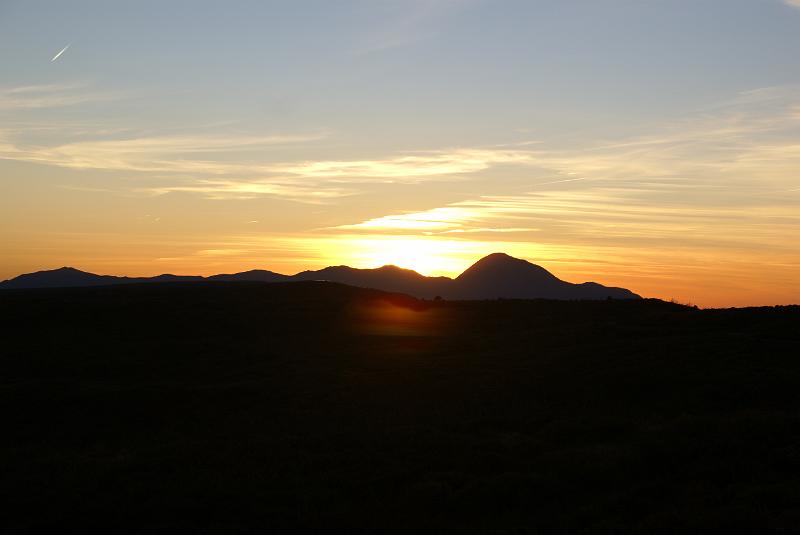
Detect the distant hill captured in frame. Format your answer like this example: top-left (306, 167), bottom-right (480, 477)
top-left (207, 269), bottom-right (290, 283)
top-left (0, 267), bottom-right (133, 289)
top-left (0, 253), bottom-right (640, 300)
top-left (0, 267), bottom-right (203, 289)
top-left (292, 265), bottom-right (453, 298)
top-left (451, 252), bottom-right (638, 300)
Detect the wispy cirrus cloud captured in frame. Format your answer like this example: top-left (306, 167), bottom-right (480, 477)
top-left (521, 91), bottom-right (800, 191)
top-left (333, 206), bottom-right (479, 232)
top-left (0, 83), bottom-right (117, 110)
top-left (317, 87), bottom-right (800, 305)
top-left (134, 148), bottom-right (532, 200)
top-left (0, 129), bottom-right (537, 201)
top-left (1, 133), bottom-right (327, 174)
top-left (0, 127), bottom-right (350, 202)
top-left (3, 84), bottom-right (800, 205)
top-left (331, 183), bottom-right (758, 243)
top-left (323, 182), bottom-right (800, 306)
top-left (332, 205), bottom-right (539, 234)
top-left (783, 0), bottom-right (800, 9)
top-left (145, 179), bottom-right (355, 203)
top-left (0, 134), bottom-right (531, 179)
top-left (272, 149), bottom-right (534, 181)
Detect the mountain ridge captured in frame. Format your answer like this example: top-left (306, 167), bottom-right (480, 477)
top-left (0, 253), bottom-right (641, 300)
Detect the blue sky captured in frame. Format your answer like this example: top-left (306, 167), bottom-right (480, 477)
top-left (1, 0), bottom-right (799, 306)
top-left (4, 0), bottom-right (799, 143)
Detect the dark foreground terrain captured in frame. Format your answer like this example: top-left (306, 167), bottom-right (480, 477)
top-left (2, 282), bottom-right (799, 533)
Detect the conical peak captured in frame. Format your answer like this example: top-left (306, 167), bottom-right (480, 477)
top-left (458, 253), bottom-right (555, 279)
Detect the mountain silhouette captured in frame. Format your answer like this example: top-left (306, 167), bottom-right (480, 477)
top-left (207, 269), bottom-right (290, 283)
top-left (0, 253), bottom-right (641, 300)
top-left (454, 252), bottom-right (564, 299)
top-left (146, 274), bottom-right (205, 283)
top-left (452, 253), bottom-right (638, 300)
top-left (292, 265), bottom-right (453, 297)
top-left (0, 267), bottom-right (208, 289)
top-left (0, 267), bottom-right (126, 289)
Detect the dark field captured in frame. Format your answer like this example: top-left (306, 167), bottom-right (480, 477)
top-left (2, 282), bottom-right (800, 533)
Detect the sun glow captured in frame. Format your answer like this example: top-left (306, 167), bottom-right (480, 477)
top-left (322, 236), bottom-right (493, 276)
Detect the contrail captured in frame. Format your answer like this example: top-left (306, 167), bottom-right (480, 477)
top-left (51, 44), bottom-right (70, 62)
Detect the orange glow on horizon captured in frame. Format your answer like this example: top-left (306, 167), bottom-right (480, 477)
top-left (2, 231), bottom-right (798, 309)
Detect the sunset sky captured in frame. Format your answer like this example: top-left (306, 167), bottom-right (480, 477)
top-left (1, 0), bottom-right (799, 307)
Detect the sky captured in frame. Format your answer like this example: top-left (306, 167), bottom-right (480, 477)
top-left (1, 0), bottom-right (799, 307)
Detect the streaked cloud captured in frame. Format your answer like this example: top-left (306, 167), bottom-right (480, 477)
top-left (0, 131), bottom-right (537, 199)
top-left (318, 182), bottom-right (800, 307)
top-left (274, 150), bottom-right (534, 181)
top-left (784, 0), bottom-right (800, 9)
top-left (145, 179), bottom-right (354, 203)
top-left (0, 83), bottom-right (115, 110)
top-left (331, 182), bottom-right (797, 248)
top-left (315, 88), bottom-right (800, 306)
top-left (0, 132), bottom-right (530, 178)
top-left (0, 133), bottom-right (326, 173)
top-left (3, 84), bottom-right (799, 208)
top-left (333, 206), bottom-right (479, 232)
